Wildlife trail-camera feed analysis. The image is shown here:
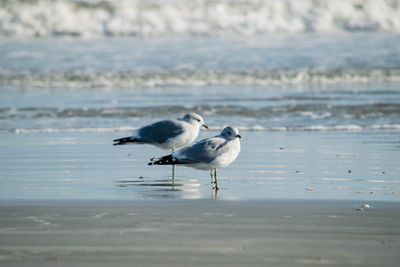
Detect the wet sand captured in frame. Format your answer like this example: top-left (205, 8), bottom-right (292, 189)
top-left (1, 130), bottom-right (400, 266)
top-left (1, 200), bottom-right (400, 266)
top-left (1, 131), bottom-right (400, 201)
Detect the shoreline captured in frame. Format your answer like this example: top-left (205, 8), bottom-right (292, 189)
top-left (1, 197), bottom-right (400, 205)
top-left (1, 199), bottom-right (400, 266)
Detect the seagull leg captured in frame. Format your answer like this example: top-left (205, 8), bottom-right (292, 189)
top-left (211, 187), bottom-right (218, 199)
top-left (210, 170), bottom-right (215, 189)
top-left (214, 169), bottom-right (219, 190)
top-left (171, 148), bottom-right (175, 180)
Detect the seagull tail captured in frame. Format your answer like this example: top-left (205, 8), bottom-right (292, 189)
top-left (113, 136), bottom-right (142, 146)
top-left (148, 154), bottom-right (176, 166)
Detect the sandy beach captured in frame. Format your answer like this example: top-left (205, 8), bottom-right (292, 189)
top-left (1, 199), bottom-right (400, 267)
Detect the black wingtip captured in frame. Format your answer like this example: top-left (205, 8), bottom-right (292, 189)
top-left (113, 140), bottom-right (124, 146)
top-left (148, 154), bottom-right (175, 166)
top-left (113, 136), bottom-right (140, 146)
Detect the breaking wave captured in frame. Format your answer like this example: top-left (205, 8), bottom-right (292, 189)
top-left (1, 0), bottom-right (400, 38)
top-left (5, 124), bottom-right (400, 134)
top-left (2, 103), bottom-right (400, 119)
top-left (2, 69), bottom-right (400, 88)
top-left (3, 103), bottom-right (400, 133)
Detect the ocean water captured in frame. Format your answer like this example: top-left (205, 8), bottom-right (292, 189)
top-left (1, 0), bottom-right (400, 200)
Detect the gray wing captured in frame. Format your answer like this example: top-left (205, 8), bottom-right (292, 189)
top-left (176, 137), bottom-right (226, 163)
top-left (138, 120), bottom-right (185, 144)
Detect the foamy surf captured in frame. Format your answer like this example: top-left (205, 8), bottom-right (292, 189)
top-left (1, 103), bottom-right (399, 119)
top-left (1, 0), bottom-right (400, 38)
top-left (6, 124), bottom-right (400, 134)
top-left (10, 127), bottom-right (136, 134)
top-left (2, 69), bottom-right (400, 88)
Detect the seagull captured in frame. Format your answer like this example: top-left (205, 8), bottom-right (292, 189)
top-left (113, 113), bottom-right (209, 177)
top-left (149, 126), bottom-right (241, 190)
top-left (113, 113), bottom-right (209, 149)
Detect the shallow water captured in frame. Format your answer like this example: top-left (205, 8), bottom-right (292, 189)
top-left (1, 130), bottom-right (399, 200)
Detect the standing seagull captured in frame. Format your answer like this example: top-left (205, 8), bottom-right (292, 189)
top-left (113, 113), bottom-right (209, 176)
top-left (149, 126), bottom-right (241, 190)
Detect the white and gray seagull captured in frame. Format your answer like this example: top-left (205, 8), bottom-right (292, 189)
top-left (149, 126), bottom-right (241, 190)
top-left (113, 113), bottom-right (209, 176)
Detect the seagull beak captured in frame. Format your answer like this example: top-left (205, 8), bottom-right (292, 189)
top-left (202, 124), bottom-right (210, 130)
top-left (236, 134), bottom-right (242, 139)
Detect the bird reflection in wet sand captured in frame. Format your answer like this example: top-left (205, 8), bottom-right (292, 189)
top-left (116, 178), bottom-right (182, 190)
top-left (115, 176), bottom-right (202, 199)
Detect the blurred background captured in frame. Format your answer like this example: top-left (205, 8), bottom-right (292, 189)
top-left (1, 0), bottom-right (400, 132)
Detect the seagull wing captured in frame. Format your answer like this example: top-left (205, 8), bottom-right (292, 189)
top-left (174, 136), bottom-right (226, 163)
top-left (138, 120), bottom-right (185, 144)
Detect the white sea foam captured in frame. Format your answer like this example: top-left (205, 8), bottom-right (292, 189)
top-left (11, 126), bottom-right (136, 134)
top-left (6, 124), bottom-right (400, 134)
top-left (2, 69), bottom-right (400, 88)
top-left (212, 124), bottom-right (400, 132)
top-left (1, 0), bottom-right (400, 38)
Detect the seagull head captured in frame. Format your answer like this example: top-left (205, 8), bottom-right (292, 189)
top-left (183, 113), bottom-right (209, 130)
top-left (221, 126), bottom-right (241, 140)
